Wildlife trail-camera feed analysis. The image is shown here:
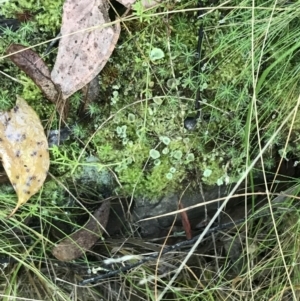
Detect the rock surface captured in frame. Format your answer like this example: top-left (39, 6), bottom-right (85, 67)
top-left (132, 185), bottom-right (242, 238)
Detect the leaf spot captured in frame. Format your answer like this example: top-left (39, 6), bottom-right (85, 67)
top-left (4, 117), bottom-right (11, 126)
top-left (16, 134), bottom-right (26, 142)
top-left (30, 151), bottom-right (37, 157)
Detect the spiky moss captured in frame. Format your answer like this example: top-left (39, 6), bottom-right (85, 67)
top-left (198, 1), bottom-right (300, 169)
top-left (93, 0), bottom-right (300, 198)
top-left (89, 3), bottom-right (227, 197)
top-left (1, 0), bottom-right (63, 34)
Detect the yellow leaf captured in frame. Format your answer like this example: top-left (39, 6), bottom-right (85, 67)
top-left (0, 96), bottom-right (50, 217)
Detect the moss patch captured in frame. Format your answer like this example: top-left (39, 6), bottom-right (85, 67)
top-left (0, 0), bottom-right (299, 202)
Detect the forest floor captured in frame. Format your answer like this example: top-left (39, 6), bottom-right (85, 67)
top-left (0, 0), bottom-right (300, 300)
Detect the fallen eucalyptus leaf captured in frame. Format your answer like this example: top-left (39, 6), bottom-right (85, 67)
top-left (51, 0), bottom-right (121, 100)
top-left (52, 200), bottom-right (110, 261)
top-left (7, 44), bottom-right (59, 104)
top-left (0, 97), bottom-right (50, 217)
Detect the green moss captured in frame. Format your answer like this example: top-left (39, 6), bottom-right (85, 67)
top-left (2, 0), bottom-right (63, 35)
top-left (116, 156), bottom-right (185, 198)
top-left (0, 0), bottom-right (299, 201)
top-left (0, 1), bottom-right (299, 298)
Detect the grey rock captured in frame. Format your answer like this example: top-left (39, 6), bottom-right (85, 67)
top-left (133, 185), bottom-right (233, 238)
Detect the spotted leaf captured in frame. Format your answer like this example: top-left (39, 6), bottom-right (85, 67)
top-left (51, 0), bottom-right (120, 100)
top-left (0, 97), bottom-right (50, 217)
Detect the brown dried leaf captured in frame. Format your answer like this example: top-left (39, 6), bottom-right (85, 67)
top-left (52, 200), bottom-right (110, 261)
top-left (6, 44), bottom-right (59, 104)
top-left (0, 97), bottom-right (50, 217)
top-left (51, 0), bottom-right (121, 100)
